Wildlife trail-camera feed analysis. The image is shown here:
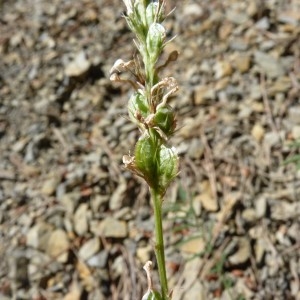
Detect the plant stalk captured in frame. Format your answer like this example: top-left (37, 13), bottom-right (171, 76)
top-left (151, 188), bottom-right (168, 299)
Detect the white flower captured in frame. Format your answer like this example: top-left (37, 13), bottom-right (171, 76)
top-left (123, 0), bottom-right (133, 15)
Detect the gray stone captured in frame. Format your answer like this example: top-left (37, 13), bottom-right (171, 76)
top-left (26, 222), bottom-right (53, 251)
top-left (78, 238), bottom-right (101, 261)
top-left (255, 17), bottom-right (270, 30)
top-left (92, 217), bottom-right (128, 238)
top-left (226, 10), bottom-right (249, 24)
top-left (183, 280), bottom-right (205, 300)
top-left (47, 229), bottom-right (69, 263)
top-left (73, 203), bottom-right (90, 236)
top-left (87, 250), bottom-right (109, 268)
top-left (109, 177), bottom-right (127, 210)
top-left (255, 196), bottom-right (267, 218)
top-left (292, 126), bottom-right (300, 139)
top-left (65, 51), bottom-right (91, 77)
top-left (242, 208), bottom-right (257, 223)
top-left (228, 237), bottom-right (251, 265)
top-left (59, 192), bottom-right (81, 214)
top-left (288, 106), bottom-right (300, 124)
top-left (41, 177), bottom-right (59, 196)
top-left (254, 51), bottom-right (284, 78)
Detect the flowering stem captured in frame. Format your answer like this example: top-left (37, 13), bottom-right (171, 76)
top-left (151, 188), bottom-right (168, 300)
top-left (111, 1), bottom-right (179, 298)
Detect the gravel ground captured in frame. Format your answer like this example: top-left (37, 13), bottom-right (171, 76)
top-left (1, 0), bottom-right (300, 299)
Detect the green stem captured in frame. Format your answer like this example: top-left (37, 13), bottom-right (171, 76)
top-left (151, 188), bottom-right (168, 299)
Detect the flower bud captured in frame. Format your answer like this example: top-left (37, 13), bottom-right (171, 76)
top-left (146, 23), bottom-right (166, 64)
top-left (146, 2), bottom-right (157, 25)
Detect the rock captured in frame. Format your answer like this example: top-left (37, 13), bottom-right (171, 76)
top-left (254, 51), bottom-right (284, 78)
top-left (111, 255), bottom-right (124, 280)
top-left (292, 126), bottom-right (300, 139)
top-left (233, 54), bottom-right (251, 73)
top-left (65, 51), bottom-right (91, 77)
top-left (213, 61), bottom-right (233, 79)
top-left (218, 22), bottom-right (233, 40)
top-left (226, 10), bottom-right (249, 25)
top-left (229, 38), bottom-right (249, 51)
top-left (63, 281), bottom-right (81, 300)
top-left (47, 229), bottom-right (69, 263)
top-left (109, 177), bottom-right (127, 210)
top-left (228, 237), bottom-right (251, 265)
top-left (268, 77), bottom-right (291, 96)
top-left (271, 201), bottom-right (300, 221)
top-left (196, 180), bottom-right (218, 212)
top-left (182, 280), bottom-right (205, 300)
top-left (255, 17), bottom-right (270, 30)
top-left (87, 250), bottom-right (109, 268)
top-left (255, 237), bottom-right (267, 265)
top-left (172, 258), bottom-right (203, 300)
top-left (287, 222), bottom-right (300, 241)
top-left (91, 195), bottom-right (110, 213)
top-left (264, 132), bottom-right (281, 148)
top-left (8, 248), bottom-right (29, 289)
top-left (288, 106), bottom-right (300, 124)
top-left (180, 237), bottom-right (206, 254)
top-left (41, 176), bottom-right (60, 196)
top-left (78, 238), bottom-right (101, 261)
top-left (275, 225), bottom-right (291, 246)
top-left (255, 196), bottom-right (267, 218)
top-left (92, 217), bottom-right (128, 238)
top-left (278, 10), bottom-right (300, 25)
top-left (136, 245), bottom-right (152, 263)
top-left (26, 222), bottom-right (53, 251)
top-left (242, 208), bottom-right (257, 223)
top-left (194, 85), bottom-right (216, 105)
top-left (182, 3), bottom-right (203, 18)
top-left (251, 123), bottom-right (265, 142)
top-left (59, 192), bottom-right (81, 214)
top-left (187, 138), bottom-right (204, 159)
top-left (73, 203), bottom-right (90, 236)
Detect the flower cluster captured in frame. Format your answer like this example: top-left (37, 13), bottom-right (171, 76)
top-left (110, 0), bottom-right (179, 197)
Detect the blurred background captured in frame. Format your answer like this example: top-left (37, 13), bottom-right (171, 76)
top-left (1, 0), bottom-right (300, 299)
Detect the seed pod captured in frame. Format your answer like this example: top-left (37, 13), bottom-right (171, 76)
top-left (135, 136), bottom-right (157, 188)
top-left (153, 105), bottom-right (176, 138)
top-left (128, 92), bottom-right (149, 125)
top-left (135, 136), bottom-right (179, 195)
top-left (157, 144), bottom-right (179, 195)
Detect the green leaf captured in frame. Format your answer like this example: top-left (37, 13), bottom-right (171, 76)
top-left (283, 154), bottom-right (300, 165)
